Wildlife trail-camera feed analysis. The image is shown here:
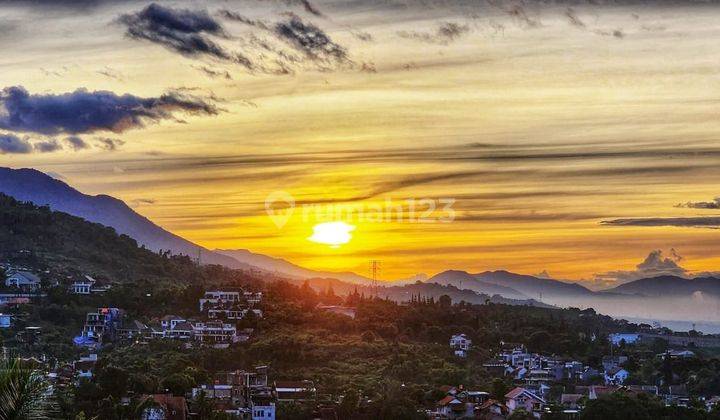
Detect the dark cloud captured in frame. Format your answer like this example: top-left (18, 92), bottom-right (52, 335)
top-left (274, 15), bottom-right (350, 66)
top-left (397, 22), bottom-right (470, 44)
top-left (594, 249), bottom-right (688, 285)
top-left (34, 139), bottom-right (62, 153)
top-left (64, 135), bottom-right (89, 151)
top-left (95, 137), bottom-right (125, 151)
top-left (0, 86), bottom-right (220, 135)
top-left (119, 3), bottom-right (238, 62)
top-left (565, 8), bottom-right (586, 28)
top-left (602, 217), bottom-right (720, 228)
top-left (254, 0), bottom-right (323, 17)
top-left (0, 133), bottom-right (31, 154)
top-left (217, 9), bottom-right (270, 30)
top-left (96, 66), bottom-right (125, 81)
top-left (131, 198), bottom-right (156, 207)
top-left (193, 65), bottom-right (232, 80)
top-left (352, 31), bottom-right (373, 42)
top-left (676, 198), bottom-right (720, 209)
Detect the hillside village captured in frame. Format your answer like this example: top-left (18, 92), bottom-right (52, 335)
top-left (3, 256), bottom-right (720, 419)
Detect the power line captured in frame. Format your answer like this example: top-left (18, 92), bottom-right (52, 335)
top-left (370, 260), bottom-right (381, 298)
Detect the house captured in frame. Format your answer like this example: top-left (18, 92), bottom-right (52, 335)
top-left (505, 387), bottom-right (545, 418)
top-left (118, 320), bottom-right (150, 340)
top-left (208, 308), bottom-right (263, 320)
top-left (577, 367), bottom-right (600, 383)
top-left (476, 399), bottom-right (508, 420)
top-left (601, 355), bottom-right (627, 372)
top-left (5, 270), bottom-right (41, 291)
top-left (141, 394), bottom-right (189, 420)
top-left (450, 334), bottom-right (472, 358)
top-left (435, 395), bottom-right (472, 419)
top-left (161, 315), bottom-right (187, 330)
top-left (199, 290), bottom-right (242, 311)
top-left (587, 385), bottom-right (619, 400)
top-left (604, 367), bottom-right (629, 385)
top-left (192, 321), bottom-right (237, 346)
top-left (74, 354), bottom-right (98, 379)
top-left (560, 394), bottom-right (584, 410)
top-left (706, 396), bottom-right (720, 411)
top-left (274, 380), bottom-right (316, 402)
top-left (663, 384), bottom-right (690, 407)
top-left (0, 313), bottom-right (11, 328)
top-left (663, 350), bottom-right (696, 359)
top-left (74, 307), bottom-right (122, 347)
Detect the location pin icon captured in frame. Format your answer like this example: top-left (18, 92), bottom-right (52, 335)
top-left (265, 191), bottom-right (295, 229)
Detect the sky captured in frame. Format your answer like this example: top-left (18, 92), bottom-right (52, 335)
top-left (3, 0), bottom-right (720, 285)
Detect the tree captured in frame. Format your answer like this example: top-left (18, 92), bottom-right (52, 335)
top-left (0, 357), bottom-right (52, 419)
top-left (161, 373), bottom-right (194, 396)
top-left (490, 377), bottom-right (509, 400)
top-left (508, 408), bottom-right (535, 419)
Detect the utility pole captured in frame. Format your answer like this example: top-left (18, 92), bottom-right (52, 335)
top-left (370, 260), bottom-right (381, 298)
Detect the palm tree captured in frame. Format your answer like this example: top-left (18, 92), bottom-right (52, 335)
top-left (0, 357), bottom-right (51, 420)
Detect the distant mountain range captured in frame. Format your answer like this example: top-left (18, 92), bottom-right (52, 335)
top-left (602, 275), bottom-right (720, 297)
top-left (427, 269), bottom-right (594, 300)
top-left (2, 166), bottom-right (720, 323)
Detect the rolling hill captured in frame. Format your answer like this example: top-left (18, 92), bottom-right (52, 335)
top-left (475, 270), bottom-right (595, 299)
top-left (603, 275), bottom-right (720, 297)
top-left (426, 270), bottom-right (528, 300)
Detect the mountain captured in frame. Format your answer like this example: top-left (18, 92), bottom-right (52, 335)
top-left (426, 270), bottom-right (528, 300)
top-left (475, 270), bottom-right (594, 299)
top-left (0, 167), bottom-right (245, 269)
top-left (216, 248), bottom-right (372, 284)
top-left (282, 276), bottom-right (552, 307)
top-left (0, 193), bottom-right (202, 282)
top-left (603, 275), bottom-right (720, 297)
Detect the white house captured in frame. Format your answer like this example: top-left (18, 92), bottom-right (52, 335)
top-left (604, 367), bottom-right (629, 385)
top-left (5, 271), bottom-right (41, 291)
top-left (505, 387), bottom-right (545, 418)
top-left (192, 321), bottom-right (237, 345)
top-left (160, 315), bottom-right (186, 331)
top-left (450, 333), bottom-right (472, 358)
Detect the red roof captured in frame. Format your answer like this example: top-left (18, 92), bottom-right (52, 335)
top-left (505, 387), bottom-right (526, 399)
top-left (149, 394), bottom-right (188, 420)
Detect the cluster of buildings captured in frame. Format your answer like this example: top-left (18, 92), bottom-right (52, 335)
top-left (481, 344), bottom-right (603, 390)
top-left (72, 289), bottom-right (262, 350)
top-left (187, 366), bottom-right (316, 419)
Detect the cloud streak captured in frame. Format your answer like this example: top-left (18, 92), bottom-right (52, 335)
top-left (397, 22), bottom-right (470, 45)
top-left (0, 86), bottom-right (220, 135)
top-left (119, 3), bottom-right (237, 62)
top-left (602, 217), bottom-right (720, 228)
top-left (0, 133), bottom-right (31, 154)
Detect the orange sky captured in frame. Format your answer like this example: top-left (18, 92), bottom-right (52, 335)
top-left (3, 1), bottom-right (720, 283)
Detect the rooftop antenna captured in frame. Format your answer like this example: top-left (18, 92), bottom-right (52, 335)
top-left (370, 260), bottom-right (381, 298)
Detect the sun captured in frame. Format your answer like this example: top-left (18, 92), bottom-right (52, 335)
top-left (308, 221), bottom-right (356, 248)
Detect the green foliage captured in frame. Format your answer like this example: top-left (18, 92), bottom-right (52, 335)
top-left (0, 357), bottom-right (53, 419)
